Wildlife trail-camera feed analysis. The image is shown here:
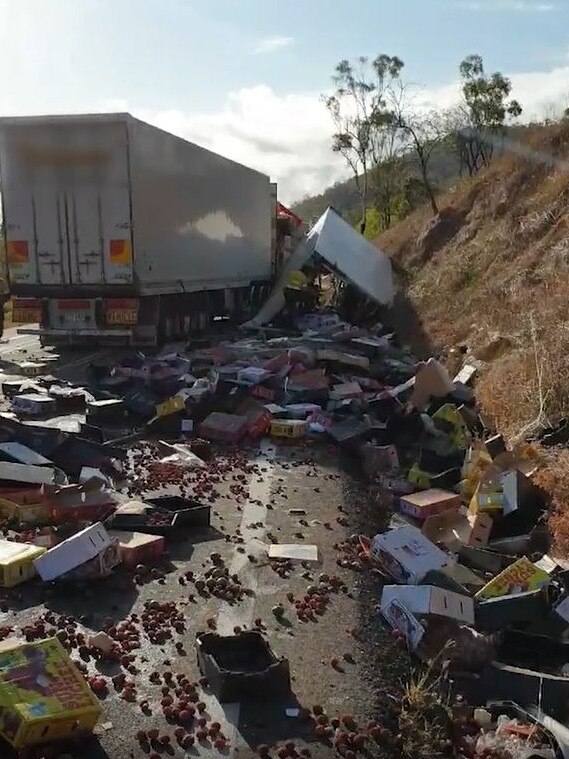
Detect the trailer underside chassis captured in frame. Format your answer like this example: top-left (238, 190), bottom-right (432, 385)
top-left (14, 283), bottom-right (272, 346)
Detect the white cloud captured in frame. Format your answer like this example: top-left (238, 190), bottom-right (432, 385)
top-left (457, 0), bottom-right (557, 11)
top-left (254, 36), bottom-right (294, 54)
top-left (99, 64), bottom-right (569, 205)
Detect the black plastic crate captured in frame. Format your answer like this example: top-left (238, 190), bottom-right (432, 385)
top-left (146, 495), bottom-right (210, 528)
top-left (107, 508), bottom-right (177, 536)
top-left (196, 631), bottom-right (290, 702)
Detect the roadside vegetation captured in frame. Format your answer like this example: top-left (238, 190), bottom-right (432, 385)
top-left (294, 48), bottom-right (569, 557)
top-left (295, 52), bottom-right (525, 239)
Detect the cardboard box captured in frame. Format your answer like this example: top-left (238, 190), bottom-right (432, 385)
top-left (468, 465), bottom-right (520, 515)
top-left (0, 496), bottom-right (51, 526)
top-left (454, 364), bottom-right (477, 385)
top-left (316, 349), bottom-right (370, 371)
top-left (86, 398), bottom-right (124, 423)
top-left (199, 412), bottom-right (248, 444)
top-left (0, 540), bottom-right (46, 586)
top-left (235, 399), bottom-right (272, 438)
top-left (155, 395), bottom-right (185, 418)
top-left (13, 361), bottom-right (47, 377)
top-left (421, 509), bottom-right (493, 550)
top-left (49, 481), bottom-right (120, 525)
top-left (431, 404), bottom-right (469, 448)
top-left (0, 463), bottom-right (59, 488)
top-left (284, 403), bottom-right (322, 419)
top-left (268, 544), bottom-right (318, 562)
top-left (475, 556), bottom-right (550, 601)
top-left (2, 380), bottom-right (28, 399)
top-left (34, 523), bottom-right (120, 581)
top-left (0, 636), bottom-right (101, 748)
top-left (307, 410), bottom-right (333, 433)
top-left (237, 367), bottom-right (271, 385)
top-left (380, 585), bottom-right (475, 625)
top-left (251, 384), bottom-right (277, 402)
top-left (399, 489), bottom-right (461, 521)
top-left (48, 385), bottom-right (87, 412)
top-left (477, 588), bottom-right (550, 632)
top-left (409, 358), bottom-right (454, 410)
top-left (287, 368), bottom-right (329, 392)
top-left (380, 598), bottom-right (425, 649)
top-left (270, 419), bottom-right (307, 438)
top-left (330, 382), bottom-right (363, 401)
top-left (370, 526), bottom-right (452, 584)
top-left (246, 408), bottom-right (272, 438)
top-left (108, 530), bottom-right (165, 566)
top-left (56, 541), bottom-right (121, 582)
top-left (0, 443), bottom-right (52, 467)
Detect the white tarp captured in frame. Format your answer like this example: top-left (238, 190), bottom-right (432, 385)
top-left (246, 207), bottom-right (394, 327)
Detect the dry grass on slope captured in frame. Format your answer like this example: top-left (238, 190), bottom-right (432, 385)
top-left (377, 121), bottom-right (569, 440)
top-left (378, 122), bottom-right (569, 554)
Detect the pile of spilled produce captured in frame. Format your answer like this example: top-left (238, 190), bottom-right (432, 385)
top-left (0, 301), bottom-right (565, 759)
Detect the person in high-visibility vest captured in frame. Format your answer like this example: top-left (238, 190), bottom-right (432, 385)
top-left (286, 270), bottom-right (309, 292)
top-left (283, 268), bottom-right (318, 315)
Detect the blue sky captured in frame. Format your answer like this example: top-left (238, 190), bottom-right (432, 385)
top-left (2, 0), bottom-right (569, 201)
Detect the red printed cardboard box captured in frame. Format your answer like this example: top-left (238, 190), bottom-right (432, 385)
top-left (108, 530), bottom-right (164, 566)
top-left (199, 412), bottom-right (248, 444)
top-left (399, 489), bottom-right (462, 522)
top-left (49, 481), bottom-right (121, 525)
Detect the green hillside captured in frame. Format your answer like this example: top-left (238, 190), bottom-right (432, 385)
top-left (292, 145), bottom-right (461, 223)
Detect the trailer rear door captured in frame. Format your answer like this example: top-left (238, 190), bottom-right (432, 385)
top-left (0, 116), bottom-right (134, 288)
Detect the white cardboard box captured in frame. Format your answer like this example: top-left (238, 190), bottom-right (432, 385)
top-left (268, 544), bottom-right (318, 563)
top-left (237, 367), bottom-right (271, 385)
top-left (371, 525), bottom-right (452, 584)
top-left (284, 403), bottom-right (322, 419)
top-left (330, 382), bottom-right (363, 401)
top-left (381, 584), bottom-right (475, 625)
top-left (11, 394), bottom-right (56, 416)
top-left (34, 522), bottom-right (119, 581)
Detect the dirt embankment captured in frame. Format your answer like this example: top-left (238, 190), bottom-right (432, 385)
top-left (377, 122), bottom-right (569, 442)
top-left (377, 121), bottom-right (569, 550)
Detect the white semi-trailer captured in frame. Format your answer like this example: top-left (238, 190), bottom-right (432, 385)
top-left (0, 113), bottom-right (276, 344)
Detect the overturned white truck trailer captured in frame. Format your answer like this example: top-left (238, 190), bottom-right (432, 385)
top-left (246, 207), bottom-right (394, 326)
top-left (0, 113), bottom-right (276, 345)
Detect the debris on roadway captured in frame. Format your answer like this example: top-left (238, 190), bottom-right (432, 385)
top-left (0, 295), bottom-right (566, 758)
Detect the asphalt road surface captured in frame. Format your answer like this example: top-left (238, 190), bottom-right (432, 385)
top-left (0, 329), bottom-right (409, 759)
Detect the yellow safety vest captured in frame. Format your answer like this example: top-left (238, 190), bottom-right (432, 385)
top-left (286, 271), bottom-right (308, 291)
